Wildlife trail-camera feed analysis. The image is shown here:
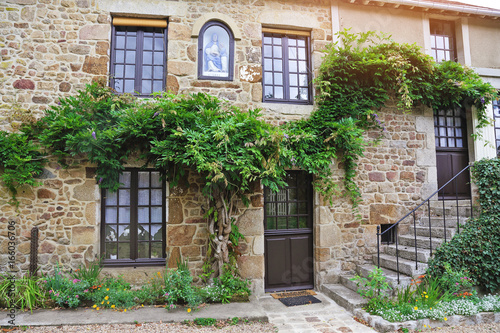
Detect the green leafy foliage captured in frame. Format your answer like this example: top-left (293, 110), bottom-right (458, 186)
top-left (163, 259), bottom-right (203, 309)
top-left (352, 267), bottom-right (392, 312)
top-left (0, 274), bottom-right (48, 312)
top-left (0, 131), bottom-right (45, 203)
top-left (193, 318), bottom-right (217, 326)
top-left (428, 158), bottom-right (500, 293)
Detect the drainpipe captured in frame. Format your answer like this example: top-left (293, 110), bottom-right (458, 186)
top-left (347, 0), bottom-right (500, 18)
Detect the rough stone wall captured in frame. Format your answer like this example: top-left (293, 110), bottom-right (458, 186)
top-left (313, 102), bottom-right (436, 285)
top-left (0, 0), bottom-right (441, 292)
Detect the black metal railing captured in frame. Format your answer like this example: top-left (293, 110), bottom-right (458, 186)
top-left (376, 164), bottom-right (474, 283)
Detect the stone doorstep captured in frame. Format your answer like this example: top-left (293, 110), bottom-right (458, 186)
top-left (353, 308), bottom-right (500, 333)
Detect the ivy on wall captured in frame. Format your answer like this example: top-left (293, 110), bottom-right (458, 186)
top-left (0, 30), bottom-right (497, 275)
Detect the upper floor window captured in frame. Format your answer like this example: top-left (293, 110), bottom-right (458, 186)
top-left (430, 20), bottom-right (456, 63)
top-left (493, 99), bottom-right (500, 156)
top-left (198, 21), bottom-right (234, 81)
top-left (262, 28), bottom-right (312, 104)
top-left (110, 18), bottom-right (167, 96)
top-left (101, 169), bottom-right (166, 266)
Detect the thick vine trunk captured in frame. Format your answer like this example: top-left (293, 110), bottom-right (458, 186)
top-left (207, 189), bottom-right (234, 277)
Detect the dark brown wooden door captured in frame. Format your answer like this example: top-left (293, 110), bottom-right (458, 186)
top-left (264, 172), bottom-right (313, 292)
top-left (434, 108), bottom-right (471, 199)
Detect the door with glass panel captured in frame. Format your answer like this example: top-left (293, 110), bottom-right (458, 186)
top-left (264, 171), bottom-right (313, 292)
top-left (434, 108), bottom-right (471, 199)
top-left (101, 169), bottom-right (166, 266)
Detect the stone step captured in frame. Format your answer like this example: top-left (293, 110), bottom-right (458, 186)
top-left (372, 253), bottom-right (427, 277)
top-left (339, 274), bottom-right (360, 293)
top-left (384, 244), bottom-right (431, 263)
top-left (399, 234), bottom-right (444, 250)
top-left (428, 204), bottom-right (475, 217)
top-left (356, 264), bottom-right (413, 290)
top-left (418, 216), bottom-right (469, 228)
top-left (411, 226), bottom-right (456, 239)
top-left (321, 284), bottom-right (368, 312)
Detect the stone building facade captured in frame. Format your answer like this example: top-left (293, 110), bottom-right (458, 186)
top-left (1, 0), bottom-right (499, 294)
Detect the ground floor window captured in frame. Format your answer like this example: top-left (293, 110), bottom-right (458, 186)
top-left (101, 169), bottom-right (166, 266)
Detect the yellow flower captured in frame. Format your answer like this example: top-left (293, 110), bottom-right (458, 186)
top-left (111, 305), bottom-right (115, 309)
top-left (444, 317), bottom-right (448, 321)
top-left (105, 296), bottom-right (109, 300)
top-left (187, 308), bottom-right (191, 313)
top-left (98, 288), bottom-right (100, 290)
top-left (424, 325), bottom-right (427, 328)
top-left (101, 301), bottom-right (104, 304)
top-left (92, 304), bottom-right (97, 308)
top-left (124, 288), bottom-right (126, 291)
top-left (414, 306), bottom-right (418, 310)
top-left (124, 309), bottom-right (127, 312)
top-left (157, 272), bottom-right (161, 276)
top-left (107, 301), bottom-right (110, 304)
top-left (106, 288), bottom-right (109, 291)
top-left (423, 292), bottom-right (427, 294)
top-left (96, 307), bottom-right (100, 311)
top-left (430, 308), bottom-right (433, 310)
top-left (425, 295), bottom-right (429, 298)
top-left (141, 304), bottom-right (144, 307)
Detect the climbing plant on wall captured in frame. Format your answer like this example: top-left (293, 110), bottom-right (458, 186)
top-left (0, 30), bottom-right (497, 277)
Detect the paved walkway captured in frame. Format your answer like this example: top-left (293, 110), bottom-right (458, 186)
top-left (259, 292), bottom-right (377, 333)
top-left (0, 292), bottom-right (376, 333)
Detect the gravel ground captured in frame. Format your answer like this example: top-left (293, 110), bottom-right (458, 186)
top-left (389, 322), bottom-right (500, 333)
top-left (5, 321), bottom-right (277, 333)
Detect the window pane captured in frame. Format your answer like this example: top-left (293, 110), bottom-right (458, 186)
top-left (151, 207), bottom-right (162, 223)
top-left (298, 48), bottom-right (306, 60)
top-left (127, 36), bottom-right (136, 49)
top-left (143, 51), bottom-right (153, 65)
top-left (138, 225), bottom-right (150, 241)
top-left (153, 66), bottom-right (163, 79)
top-left (289, 74), bottom-right (298, 86)
top-left (124, 80), bottom-right (135, 93)
top-left (288, 202), bottom-right (297, 214)
top-left (264, 45), bottom-right (272, 57)
top-left (114, 64), bottom-right (124, 78)
top-left (105, 190), bottom-right (117, 205)
top-left (273, 45), bottom-right (282, 58)
top-left (143, 66), bottom-right (152, 79)
top-left (116, 50), bottom-right (124, 63)
top-left (138, 172), bottom-right (149, 188)
top-left (263, 36), bottom-right (272, 44)
top-left (440, 138), bottom-right (447, 147)
top-left (105, 243), bottom-right (117, 259)
top-left (448, 138), bottom-right (455, 147)
top-left (154, 38), bottom-right (163, 51)
top-left (298, 216), bottom-right (308, 229)
top-left (264, 85), bottom-right (273, 99)
top-left (118, 243), bottom-right (130, 259)
top-left (151, 225), bottom-right (162, 240)
top-left (105, 208), bottom-right (117, 223)
top-left (275, 86), bottom-right (283, 99)
top-left (288, 188), bottom-right (297, 200)
top-left (437, 50), bottom-right (445, 63)
top-left (456, 139), bottom-right (463, 147)
top-left (272, 37), bottom-right (282, 45)
top-left (273, 59), bottom-right (282, 71)
top-left (125, 65), bottom-right (135, 79)
top-left (288, 38), bottom-right (296, 46)
top-left (151, 189), bottom-right (162, 205)
top-left (299, 74), bottom-right (308, 86)
top-left (299, 88), bottom-right (308, 100)
top-left (290, 87), bottom-right (298, 100)
top-left (138, 207), bottom-right (149, 223)
top-left (144, 37), bottom-right (153, 50)
top-left (118, 225), bottom-right (130, 241)
top-left (299, 61), bottom-right (307, 73)
top-left (153, 80), bottom-right (162, 93)
top-left (118, 207), bottom-right (130, 223)
top-left (436, 37), bottom-right (444, 49)
top-left (264, 72), bottom-right (273, 84)
top-left (138, 242), bottom-right (149, 258)
top-left (289, 61), bottom-right (297, 73)
top-left (447, 128), bottom-right (454, 137)
top-left (274, 73), bottom-right (282, 85)
top-left (116, 35), bottom-right (125, 49)
top-left (151, 172), bottom-right (161, 187)
top-left (288, 217), bottom-right (298, 229)
top-left (298, 202), bottom-right (307, 214)
top-left (297, 39), bottom-right (305, 47)
top-left (151, 242), bottom-right (162, 258)
top-left (105, 225), bottom-right (117, 242)
top-left (455, 117), bottom-right (461, 127)
top-left (125, 51), bottom-right (136, 64)
top-left (266, 217), bottom-right (276, 229)
top-left (289, 47), bottom-right (297, 59)
top-left (277, 217), bottom-right (287, 229)
top-left (142, 81), bottom-right (152, 95)
top-left (114, 79), bottom-right (123, 93)
top-left (264, 58), bottom-right (272, 70)
top-left (118, 189), bottom-right (130, 205)
top-left (120, 172), bottom-right (131, 187)
top-left (154, 52), bottom-right (163, 65)
top-left (138, 189), bottom-right (149, 205)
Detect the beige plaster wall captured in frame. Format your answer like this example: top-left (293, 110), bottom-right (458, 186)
top-left (338, 2), bottom-right (425, 47)
top-left (468, 18), bottom-right (500, 69)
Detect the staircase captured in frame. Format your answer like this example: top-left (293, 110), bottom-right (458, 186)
top-left (323, 165), bottom-right (476, 312)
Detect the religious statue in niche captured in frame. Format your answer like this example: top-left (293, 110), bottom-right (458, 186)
top-left (199, 22), bottom-right (233, 80)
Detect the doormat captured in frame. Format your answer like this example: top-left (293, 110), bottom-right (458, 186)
top-left (271, 290), bottom-right (316, 299)
top-left (278, 294), bottom-right (321, 307)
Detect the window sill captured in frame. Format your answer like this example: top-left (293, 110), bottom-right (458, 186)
top-left (102, 258), bottom-right (166, 267)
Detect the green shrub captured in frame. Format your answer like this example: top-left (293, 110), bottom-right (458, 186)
top-left (87, 275), bottom-right (135, 309)
top-left (427, 158), bottom-right (500, 293)
top-left (352, 268), bottom-right (392, 312)
top-left (193, 318), bottom-right (217, 326)
top-left (201, 264), bottom-right (251, 304)
top-left (163, 260), bottom-right (202, 310)
top-left (0, 274), bottom-right (48, 311)
top-left (70, 258), bottom-right (103, 286)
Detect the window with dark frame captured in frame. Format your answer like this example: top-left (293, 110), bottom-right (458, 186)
top-left (430, 20), bottom-right (456, 63)
top-left (262, 31), bottom-right (312, 104)
top-left (264, 171), bottom-right (313, 230)
top-left (493, 99), bottom-right (500, 156)
top-left (101, 169), bottom-right (166, 266)
top-left (380, 224), bottom-right (396, 245)
top-left (110, 21), bottom-right (167, 96)
top-left (434, 108), bottom-right (467, 149)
